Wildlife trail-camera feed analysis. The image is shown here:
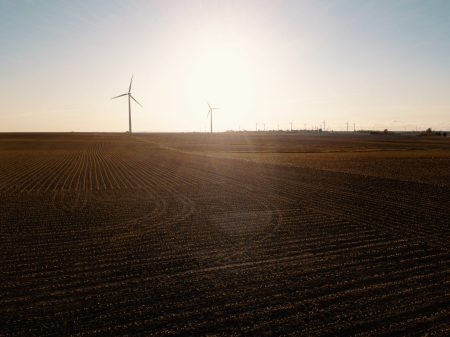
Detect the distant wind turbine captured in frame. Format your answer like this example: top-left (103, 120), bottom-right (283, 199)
top-left (206, 101), bottom-right (219, 133)
top-left (111, 76), bottom-right (142, 134)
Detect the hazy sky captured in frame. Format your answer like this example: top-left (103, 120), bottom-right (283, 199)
top-left (1, 0), bottom-right (449, 132)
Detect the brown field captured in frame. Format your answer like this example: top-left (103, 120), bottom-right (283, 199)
top-left (1, 132), bottom-right (449, 336)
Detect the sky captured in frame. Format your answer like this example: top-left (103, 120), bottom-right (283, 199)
top-left (0, 0), bottom-right (449, 132)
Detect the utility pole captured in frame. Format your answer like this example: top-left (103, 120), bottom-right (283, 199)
top-left (256, 123), bottom-right (258, 132)
top-left (353, 123), bottom-right (356, 132)
top-left (323, 120), bottom-right (326, 131)
top-left (346, 121), bottom-right (349, 132)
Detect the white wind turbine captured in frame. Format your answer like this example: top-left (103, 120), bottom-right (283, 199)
top-left (206, 101), bottom-right (219, 133)
top-left (111, 76), bottom-right (142, 134)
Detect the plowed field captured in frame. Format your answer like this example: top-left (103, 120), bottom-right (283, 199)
top-left (1, 133), bottom-right (449, 336)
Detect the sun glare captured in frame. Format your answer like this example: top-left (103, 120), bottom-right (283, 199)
top-left (181, 31), bottom-right (260, 130)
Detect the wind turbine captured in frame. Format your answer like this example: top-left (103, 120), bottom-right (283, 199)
top-left (206, 102), bottom-right (219, 133)
top-left (111, 76), bottom-right (142, 134)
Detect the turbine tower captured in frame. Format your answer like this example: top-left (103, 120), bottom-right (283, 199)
top-left (206, 102), bottom-right (219, 133)
top-left (112, 76), bottom-right (142, 134)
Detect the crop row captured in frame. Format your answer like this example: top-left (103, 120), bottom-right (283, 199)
top-left (0, 135), bottom-right (449, 336)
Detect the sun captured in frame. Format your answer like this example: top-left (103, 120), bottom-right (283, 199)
top-left (181, 33), bottom-right (259, 130)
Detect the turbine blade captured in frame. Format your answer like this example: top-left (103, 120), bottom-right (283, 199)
top-left (207, 109), bottom-right (210, 118)
top-left (128, 75), bottom-right (133, 93)
top-left (130, 95), bottom-right (142, 107)
top-left (111, 93), bottom-right (128, 99)
top-left (206, 101), bottom-right (211, 109)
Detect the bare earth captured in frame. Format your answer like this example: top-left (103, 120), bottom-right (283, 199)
top-left (0, 132), bottom-right (449, 336)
